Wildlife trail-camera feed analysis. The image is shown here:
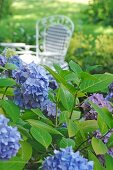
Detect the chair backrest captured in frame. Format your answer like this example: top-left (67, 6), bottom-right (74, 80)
top-left (36, 15), bottom-right (74, 59)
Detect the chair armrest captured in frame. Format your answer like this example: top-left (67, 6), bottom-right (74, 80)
top-left (0, 42), bottom-right (26, 48)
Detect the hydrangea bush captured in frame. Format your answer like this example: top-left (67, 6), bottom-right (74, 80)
top-left (1, 48), bottom-right (113, 170)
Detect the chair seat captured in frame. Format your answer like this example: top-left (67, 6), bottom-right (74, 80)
top-left (39, 51), bottom-right (63, 57)
top-left (19, 54), bottom-right (40, 64)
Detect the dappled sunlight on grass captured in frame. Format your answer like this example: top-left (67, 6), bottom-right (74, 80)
top-left (95, 26), bottom-right (113, 34)
top-left (57, 0), bottom-right (89, 4)
top-left (11, 0), bottom-right (89, 33)
top-left (0, 0), bottom-right (113, 43)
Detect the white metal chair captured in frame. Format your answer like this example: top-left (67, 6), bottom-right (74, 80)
top-left (36, 15), bottom-right (74, 67)
top-left (0, 15), bottom-right (74, 66)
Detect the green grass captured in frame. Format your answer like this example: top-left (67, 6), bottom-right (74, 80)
top-left (0, 0), bottom-right (113, 44)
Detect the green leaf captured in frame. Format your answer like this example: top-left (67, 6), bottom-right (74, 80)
top-left (19, 141), bottom-right (32, 161)
top-left (80, 72), bottom-right (96, 81)
top-left (43, 65), bottom-right (76, 95)
top-left (32, 108), bottom-right (47, 119)
top-left (21, 110), bottom-right (38, 120)
top-left (64, 72), bottom-right (80, 85)
top-left (5, 63), bottom-right (17, 70)
top-left (86, 65), bottom-right (102, 72)
top-left (27, 119), bottom-right (63, 136)
top-left (107, 134), bottom-right (113, 148)
top-left (71, 110), bottom-right (81, 120)
top-left (69, 60), bottom-right (83, 78)
top-left (53, 63), bottom-right (62, 74)
top-left (76, 91), bottom-right (86, 97)
top-left (0, 157), bottom-right (26, 170)
top-left (88, 151), bottom-right (103, 170)
top-left (97, 114), bottom-right (109, 135)
top-left (105, 154), bottom-right (113, 170)
top-left (0, 78), bottom-right (16, 87)
top-left (90, 102), bottom-right (113, 128)
top-left (31, 108), bottom-right (53, 125)
top-left (0, 66), bottom-right (7, 70)
top-left (17, 125), bottom-right (32, 139)
top-left (60, 137), bottom-right (75, 148)
top-left (60, 114), bottom-right (77, 137)
top-left (30, 127), bottom-right (52, 149)
top-left (59, 110), bottom-right (81, 124)
top-left (0, 87), bottom-right (14, 96)
top-left (67, 120), bottom-right (77, 137)
top-left (92, 137), bottom-right (108, 155)
top-left (59, 85), bottom-right (74, 111)
top-left (80, 73), bottom-right (113, 92)
top-left (79, 120), bottom-right (99, 134)
top-left (0, 100), bottom-right (20, 123)
top-left (59, 111), bottom-right (69, 124)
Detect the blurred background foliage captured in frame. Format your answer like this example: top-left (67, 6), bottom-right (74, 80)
top-left (0, 0), bottom-right (113, 73)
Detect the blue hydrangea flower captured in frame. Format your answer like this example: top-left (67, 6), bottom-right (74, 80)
top-left (42, 147), bottom-right (94, 170)
top-left (12, 65), bottom-right (29, 84)
top-left (0, 55), bottom-right (7, 66)
top-left (13, 62), bottom-right (49, 109)
top-left (0, 114), bottom-right (21, 160)
top-left (8, 56), bottom-right (23, 68)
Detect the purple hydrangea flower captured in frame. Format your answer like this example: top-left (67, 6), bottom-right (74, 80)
top-left (42, 147), bottom-right (94, 170)
top-left (106, 82), bottom-right (113, 102)
top-left (0, 55), bottom-right (7, 66)
top-left (13, 62), bottom-right (49, 109)
top-left (81, 93), bottom-right (113, 120)
top-left (0, 115), bottom-right (21, 160)
top-left (48, 75), bottom-right (58, 90)
top-left (42, 100), bottom-right (60, 117)
top-left (94, 129), bottom-right (113, 159)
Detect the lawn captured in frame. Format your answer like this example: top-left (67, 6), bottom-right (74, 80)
top-left (0, 0), bottom-right (113, 44)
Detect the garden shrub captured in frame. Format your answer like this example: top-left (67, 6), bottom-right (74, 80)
top-left (0, 0), bottom-right (12, 19)
top-left (88, 0), bottom-right (113, 26)
top-left (1, 48), bottom-right (113, 169)
top-left (67, 33), bottom-right (113, 73)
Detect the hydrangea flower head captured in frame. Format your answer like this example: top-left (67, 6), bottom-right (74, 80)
top-left (3, 48), bottom-right (16, 58)
top-left (12, 64), bottom-right (29, 84)
top-left (0, 114), bottom-right (21, 160)
top-left (42, 100), bottom-right (60, 117)
top-left (8, 56), bottom-right (23, 68)
top-left (81, 93), bottom-right (113, 120)
top-left (0, 55), bottom-right (7, 66)
top-left (42, 147), bottom-right (94, 170)
top-left (13, 62), bottom-right (49, 109)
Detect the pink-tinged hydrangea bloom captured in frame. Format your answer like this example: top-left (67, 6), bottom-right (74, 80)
top-left (0, 115), bottom-right (21, 160)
